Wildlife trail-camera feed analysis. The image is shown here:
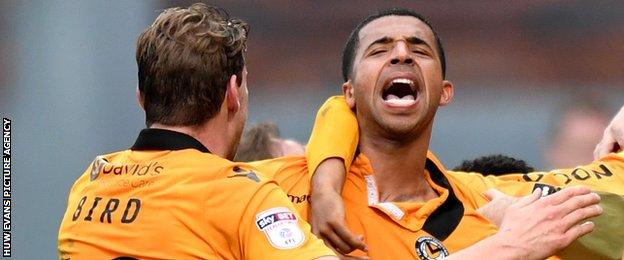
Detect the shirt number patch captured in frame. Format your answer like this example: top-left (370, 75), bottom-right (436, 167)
top-left (255, 207), bottom-right (305, 249)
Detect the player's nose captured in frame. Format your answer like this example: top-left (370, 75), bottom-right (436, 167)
top-left (390, 42), bottom-right (413, 65)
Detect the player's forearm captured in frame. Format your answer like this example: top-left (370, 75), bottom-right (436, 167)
top-left (446, 233), bottom-right (525, 260)
top-left (311, 158), bottom-right (347, 195)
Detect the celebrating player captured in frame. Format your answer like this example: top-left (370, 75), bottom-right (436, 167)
top-left (57, 4), bottom-right (335, 259)
top-left (251, 8), bottom-right (624, 259)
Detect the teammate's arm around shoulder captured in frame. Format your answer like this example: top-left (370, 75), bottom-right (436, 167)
top-left (514, 152), bottom-right (624, 195)
top-left (452, 149), bottom-right (624, 198)
top-left (306, 96), bottom-right (368, 255)
top-left (448, 186), bottom-right (602, 260)
top-left (239, 179), bottom-right (337, 259)
top-left (306, 95), bottom-right (359, 174)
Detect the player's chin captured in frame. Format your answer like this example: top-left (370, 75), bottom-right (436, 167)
top-left (380, 118), bottom-right (419, 135)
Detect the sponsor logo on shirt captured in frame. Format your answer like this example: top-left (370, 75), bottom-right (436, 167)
top-left (415, 236), bottom-right (448, 260)
top-left (532, 183), bottom-right (560, 197)
top-left (228, 166), bottom-right (261, 182)
top-left (255, 207), bottom-right (305, 249)
top-left (90, 156), bottom-right (164, 181)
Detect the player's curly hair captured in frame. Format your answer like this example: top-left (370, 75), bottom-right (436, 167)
top-left (136, 3), bottom-right (249, 126)
top-left (453, 154), bottom-right (535, 176)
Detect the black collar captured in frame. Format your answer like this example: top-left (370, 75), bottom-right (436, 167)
top-left (131, 128), bottom-right (211, 153)
top-left (421, 158), bottom-right (465, 241)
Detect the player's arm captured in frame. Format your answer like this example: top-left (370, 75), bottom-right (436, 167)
top-left (457, 104), bottom-right (624, 197)
top-left (240, 181), bottom-right (337, 259)
top-left (306, 95), bottom-right (359, 175)
top-left (594, 104), bottom-right (624, 159)
top-left (449, 187), bottom-right (602, 260)
top-left (305, 96), bottom-right (367, 254)
top-left (457, 150), bottom-right (624, 198)
top-left (522, 151), bottom-right (624, 194)
top-left (471, 188), bottom-right (624, 260)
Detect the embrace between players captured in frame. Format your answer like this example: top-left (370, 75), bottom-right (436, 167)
top-left (58, 3), bottom-right (624, 260)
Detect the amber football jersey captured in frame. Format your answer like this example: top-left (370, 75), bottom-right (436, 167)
top-left (253, 153), bottom-right (502, 258)
top-left (253, 151), bottom-right (624, 259)
top-left (58, 129), bottom-right (333, 260)
top-left (301, 95), bottom-right (624, 258)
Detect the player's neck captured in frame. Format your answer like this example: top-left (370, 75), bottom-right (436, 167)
top-left (359, 126), bottom-right (438, 203)
top-left (150, 117), bottom-right (232, 159)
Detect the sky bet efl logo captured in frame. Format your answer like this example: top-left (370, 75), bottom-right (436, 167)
top-left (255, 207), bottom-right (304, 250)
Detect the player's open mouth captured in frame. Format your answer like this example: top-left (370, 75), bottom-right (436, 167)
top-left (382, 78), bottom-right (418, 107)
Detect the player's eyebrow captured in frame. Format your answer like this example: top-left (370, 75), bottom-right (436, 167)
top-left (365, 36), bottom-right (393, 51)
top-left (405, 36), bottom-right (431, 49)
top-left (365, 36), bottom-right (432, 52)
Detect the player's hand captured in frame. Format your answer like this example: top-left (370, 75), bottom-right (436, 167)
top-left (594, 105), bottom-right (624, 159)
top-left (310, 158), bottom-right (368, 256)
top-left (493, 186), bottom-right (602, 259)
top-left (477, 189), bottom-right (519, 227)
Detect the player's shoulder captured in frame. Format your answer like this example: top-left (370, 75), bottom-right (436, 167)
top-left (247, 155), bottom-right (307, 175)
top-left (168, 149), bottom-right (234, 167)
top-left (205, 158), bottom-right (284, 194)
top-left (87, 149), bottom-right (130, 165)
top-left (443, 170), bottom-right (498, 194)
top-left (73, 150), bottom-right (132, 183)
top-left (446, 169), bottom-right (480, 177)
top-left (91, 149), bottom-right (272, 187)
top-left (224, 163), bottom-right (270, 185)
top-left (249, 155), bottom-right (306, 168)
top-left (217, 163), bottom-right (292, 211)
top-left (160, 149), bottom-right (260, 179)
top-left (445, 170), bottom-right (514, 187)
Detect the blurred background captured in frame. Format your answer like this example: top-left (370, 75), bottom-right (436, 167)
top-left (0, 0), bottom-right (623, 258)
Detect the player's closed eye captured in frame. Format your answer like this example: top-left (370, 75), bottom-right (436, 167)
top-left (411, 48), bottom-right (429, 56)
top-left (370, 49), bottom-right (387, 55)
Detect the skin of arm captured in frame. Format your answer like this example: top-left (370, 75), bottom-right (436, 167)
top-left (594, 105), bottom-right (624, 159)
top-left (310, 158), bottom-right (367, 255)
top-left (307, 96), bottom-right (366, 254)
top-left (449, 187), bottom-right (602, 260)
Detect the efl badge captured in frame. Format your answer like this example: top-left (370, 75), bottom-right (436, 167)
top-left (255, 207), bottom-right (305, 249)
top-left (415, 236), bottom-right (449, 260)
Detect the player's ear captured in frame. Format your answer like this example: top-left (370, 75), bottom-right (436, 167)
top-left (225, 74), bottom-right (240, 113)
top-left (136, 86), bottom-right (145, 110)
top-left (439, 80), bottom-right (454, 106)
top-left (342, 80), bottom-right (356, 109)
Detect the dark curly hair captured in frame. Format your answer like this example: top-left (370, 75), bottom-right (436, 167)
top-left (453, 154), bottom-right (535, 176)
